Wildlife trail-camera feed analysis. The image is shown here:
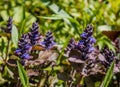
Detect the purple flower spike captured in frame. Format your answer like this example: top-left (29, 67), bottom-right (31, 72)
top-left (80, 32), bottom-right (88, 39)
top-left (29, 22), bottom-right (42, 45)
top-left (77, 24), bottom-right (96, 60)
top-left (5, 17), bottom-right (13, 33)
top-left (65, 24), bottom-right (96, 62)
top-left (41, 31), bottom-right (56, 49)
top-left (65, 38), bottom-right (76, 54)
top-left (101, 47), bottom-right (115, 67)
top-left (15, 34), bottom-right (32, 59)
top-left (85, 24), bottom-right (93, 36)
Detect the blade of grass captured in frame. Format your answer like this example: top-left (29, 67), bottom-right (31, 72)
top-left (41, 0), bottom-right (81, 34)
top-left (57, 35), bottom-right (71, 64)
top-left (100, 61), bottom-right (114, 87)
top-left (22, 0), bottom-right (25, 20)
top-left (17, 61), bottom-right (29, 87)
top-left (39, 15), bottom-right (63, 20)
top-left (20, 19), bottom-right (26, 37)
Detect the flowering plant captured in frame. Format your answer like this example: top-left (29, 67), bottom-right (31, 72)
top-left (0, 1), bottom-right (120, 86)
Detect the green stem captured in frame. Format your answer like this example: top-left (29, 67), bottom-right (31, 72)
top-left (22, 0), bottom-right (25, 20)
top-left (5, 39), bottom-right (10, 63)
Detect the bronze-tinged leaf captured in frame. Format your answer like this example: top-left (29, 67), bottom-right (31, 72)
top-left (27, 69), bottom-right (39, 77)
top-left (38, 50), bottom-right (58, 61)
top-left (38, 50), bottom-right (54, 60)
top-left (32, 45), bottom-right (45, 51)
top-left (69, 49), bottom-right (82, 59)
top-left (114, 60), bottom-right (120, 73)
top-left (25, 50), bottom-right (58, 66)
top-left (89, 47), bottom-right (100, 60)
top-left (114, 38), bottom-right (120, 52)
top-left (102, 30), bottom-right (120, 41)
top-left (57, 72), bottom-right (72, 81)
top-left (49, 45), bottom-right (58, 50)
top-left (98, 54), bottom-right (106, 61)
top-left (48, 52), bottom-right (59, 61)
top-left (68, 58), bottom-right (84, 63)
top-left (7, 59), bottom-right (17, 67)
top-left (84, 76), bottom-right (95, 87)
top-left (32, 45), bottom-right (57, 51)
top-left (68, 49), bottom-right (84, 63)
top-left (114, 65), bottom-right (120, 74)
top-left (7, 55), bottom-right (19, 67)
top-left (25, 59), bottom-right (45, 67)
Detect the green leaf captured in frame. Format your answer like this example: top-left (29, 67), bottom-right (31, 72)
top-left (41, 0), bottom-right (81, 34)
top-left (11, 25), bottom-right (18, 48)
top-left (98, 25), bottom-right (112, 31)
top-left (17, 61), bottom-right (29, 87)
top-left (0, 10), bottom-right (9, 21)
top-left (100, 61), bottom-right (114, 87)
top-left (20, 19), bottom-right (26, 37)
top-left (97, 40), bottom-right (103, 50)
top-left (13, 6), bottom-right (24, 23)
top-left (41, 0), bottom-right (70, 17)
top-left (39, 15), bottom-right (63, 20)
top-left (25, 12), bottom-right (36, 29)
top-left (104, 40), bottom-right (115, 53)
top-left (3, 66), bottom-right (14, 79)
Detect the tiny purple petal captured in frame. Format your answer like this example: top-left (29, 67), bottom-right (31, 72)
top-left (88, 37), bottom-right (96, 44)
top-left (21, 53), bottom-right (30, 59)
top-left (15, 49), bottom-right (21, 55)
top-left (78, 40), bottom-right (84, 45)
top-left (80, 32), bottom-right (88, 39)
top-left (40, 41), bottom-right (46, 45)
top-left (88, 47), bottom-right (94, 53)
top-left (25, 45), bottom-right (32, 50)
